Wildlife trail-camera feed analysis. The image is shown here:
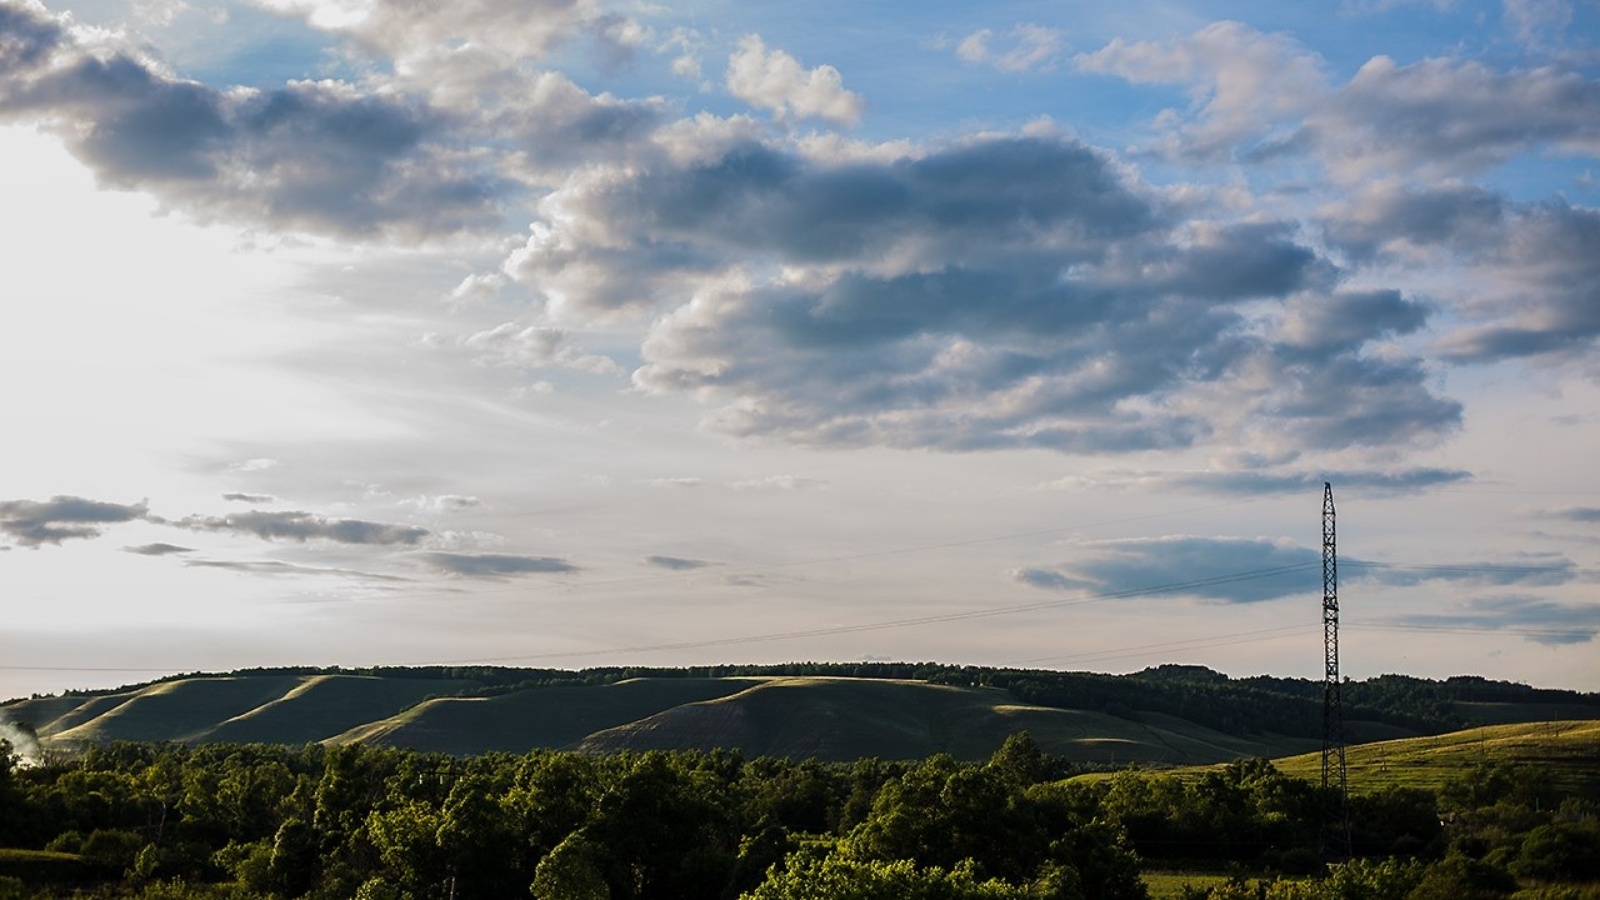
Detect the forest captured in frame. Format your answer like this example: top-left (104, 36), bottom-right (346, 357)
top-left (1, 728), bottom-right (1597, 900)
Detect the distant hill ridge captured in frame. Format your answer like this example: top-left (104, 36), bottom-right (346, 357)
top-left (3, 663), bottom-right (1596, 765)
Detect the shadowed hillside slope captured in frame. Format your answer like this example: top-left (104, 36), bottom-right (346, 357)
top-left (576, 677), bottom-right (1321, 763)
top-left (331, 677), bottom-right (762, 755)
top-left (46, 676), bottom-right (306, 744)
top-left (6, 664), bottom-right (1595, 765)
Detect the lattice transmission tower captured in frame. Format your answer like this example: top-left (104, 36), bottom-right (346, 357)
top-left (1319, 482), bottom-right (1351, 862)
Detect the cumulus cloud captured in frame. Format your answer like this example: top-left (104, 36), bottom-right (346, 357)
top-left (124, 542), bottom-right (195, 555)
top-left (1077, 21), bottom-right (1600, 176)
top-left (175, 510), bottom-right (429, 545)
top-left (1323, 185), bottom-right (1600, 365)
top-left (725, 35), bottom-right (864, 125)
top-left (420, 552), bottom-right (579, 577)
top-left (0, 2), bottom-right (506, 238)
top-left (1307, 56), bottom-right (1600, 181)
top-left (0, 495), bottom-right (150, 547)
top-left (956, 24), bottom-right (1065, 73)
top-left (492, 72), bottom-right (663, 174)
top-left (500, 128), bottom-right (1459, 458)
top-left (642, 554), bottom-right (714, 570)
top-left (1016, 536), bottom-right (1322, 604)
top-left (250, 0), bottom-right (610, 91)
top-left (1430, 203), bottom-right (1600, 364)
top-left (1076, 21), bottom-right (1326, 161)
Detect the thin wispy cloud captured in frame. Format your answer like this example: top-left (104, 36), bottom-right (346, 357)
top-left (421, 552), bottom-right (580, 578)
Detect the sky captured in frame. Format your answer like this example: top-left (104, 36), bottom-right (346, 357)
top-left (2, 0), bottom-right (1599, 702)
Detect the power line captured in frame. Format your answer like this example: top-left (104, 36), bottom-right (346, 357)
top-left (1011, 622), bottom-right (1319, 666)
top-left (401, 495), bottom-right (1282, 600)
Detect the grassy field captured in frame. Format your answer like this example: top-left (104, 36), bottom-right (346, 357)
top-left (1271, 719), bottom-right (1600, 794)
top-left (48, 676), bottom-right (306, 744)
top-left (577, 677), bottom-right (1317, 763)
top-left (13, 670), bottom-right (1598, 768)
top-left (0, 848), bottom-right (94, 887)
top-left (1142, 870), bottom-right (1236, 899)
top-left (198, 674), bottom-right (478, 745)
top-left (332, 677), bottom-right (763, 754)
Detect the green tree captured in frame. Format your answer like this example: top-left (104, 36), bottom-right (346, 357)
top-left (1510, 819), bottom-right (1600, 883)
top-left (531, 831), bottom-right (611, 900)
top-left (1407, 854), bottom-right (1516, 900)
top-left (741, 848), bottom-right (1033, 900)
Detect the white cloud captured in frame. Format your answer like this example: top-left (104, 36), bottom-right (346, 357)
top-left (732, 475), bottom-right (830, 491)
top-left (457, 322), bottom-right (624, 375)
top-left (1075, 21), bottom-right (1326, 160)
top-left (1503, 0), bottom-right (1573, 49)
top-left (1308, 56), bottom-right (1600, 181)
top-left (955, 24), bottom-right (1065, 73)
top-left (725, 34), bottom-right (864, 125)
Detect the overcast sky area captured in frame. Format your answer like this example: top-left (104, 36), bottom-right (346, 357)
top-left (3, 0), bottom-right (1599, 700)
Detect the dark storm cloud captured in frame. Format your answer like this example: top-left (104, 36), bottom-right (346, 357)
top-left (0, 495), bottom-right (150, 547)
top-left (642, 555), bottom-right (714, 570)
top-left (1015, 536), bottom-right (1321, 604)
top-left (124, 542), bottom-right (194, 556)
top-left (176, 511), bottom-right (429, 545)
top-left (1384, 596), bottom-right (1600, 646)
top-left (420, 552), bottom-right (579, 577)
top-left (0, 1), bottom-right (502, 237)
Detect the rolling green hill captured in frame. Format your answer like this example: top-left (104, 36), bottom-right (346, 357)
top-left (14, 674), bottom-right (474, 747)
top-left (1119, 719), bottom-right (1600, 797)
top-left (47, 676), bottom-right (306, 744)
top-left (331, 677), bottom-right (762, 754)
top-left (576, 677), bottom-right (1321, 763)
top-left (5, 664), bottom-right (1596, 766)
top-left (1271, 719), bottom-right (1600, 794)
